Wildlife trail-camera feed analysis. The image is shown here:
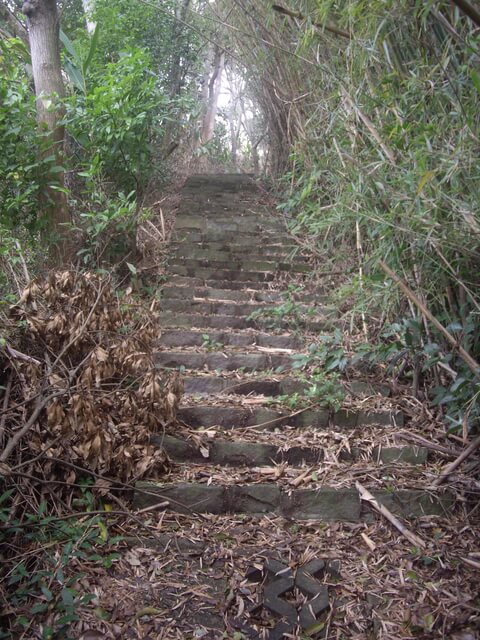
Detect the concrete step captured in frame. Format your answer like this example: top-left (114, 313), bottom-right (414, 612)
top-left (168, 265), bottom-right (277, 282)
top-left (172, 247), bottom-right (309, 264)
top-left (169, 257), bottom-right (309, 274)
top-left (175, 216), bottom-right (283, 232)
top-left (181, 173), bottom-right (256, 192)
top-left (173, 230), bottom-right (291, 244)
top-left (160, 298), bottom-right (329, 318)
top-left (170, 241), bottom-right (305, 259)
top-left (159, 328), bottom-right (303, 350)
top-left (177, 404), bottom-right (403, 430)
top-left (167, 276), bottom-right (276, 290)
top-left (161, 284), bottom-right (326, 304)
top-left (135, 482), bottom-right (452, 521)
top-left (155, 350), bottom-right (293, 373)
top-left (158, 311), bottom-right (335, 332)
top-left (182, 375), bottom-right (389, 398)
top-left (154, 434), bottom-right (428, 467)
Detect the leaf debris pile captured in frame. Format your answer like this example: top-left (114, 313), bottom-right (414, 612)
top-left (1, 269), bottom-right (183, 485)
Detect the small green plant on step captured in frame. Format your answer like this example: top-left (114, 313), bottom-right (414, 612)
top-left (290, 329), bottom-right (349, 372)
top-left (247, 285), bottom-right (309, 330)
top-left (201, 333), bottom-right (224, 351)
top-left (270, 370), bottom-right (345, 411)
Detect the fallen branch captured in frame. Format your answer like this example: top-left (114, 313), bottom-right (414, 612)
top-left (378, 260), bottom-right (480, 379)
top-left (355, 481), bottom-right (426, 549)
top-left (395, 432), bottom-right (457, 457)
top-left (239, 403), bottom-right (317, 431)
top-left (433, 434), bottom-right (480, 487)
top-left (0, 391), bottom-right (65, 463)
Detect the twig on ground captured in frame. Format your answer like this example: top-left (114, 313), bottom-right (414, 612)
top-left (433, 434), bottom-right (480, 487)
top-left (356, 481), bottom-right (426, 549)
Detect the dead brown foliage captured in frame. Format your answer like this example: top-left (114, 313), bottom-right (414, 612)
top-left (1, 270), bottom-right (182, 486)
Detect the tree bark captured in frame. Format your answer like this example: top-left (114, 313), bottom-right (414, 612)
top-left (201, 45), bottom-right (225, 144)
top-left (22, 0), bottom-right (71, 264)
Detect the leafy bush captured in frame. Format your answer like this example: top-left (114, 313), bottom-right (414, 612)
top-left (0, 39), bottom-right (46, 232)
top-left (66, 47), bottom-right (164, 193)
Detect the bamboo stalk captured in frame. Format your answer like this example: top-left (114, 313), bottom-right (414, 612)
top-left (356, 482), bottom-right (426, 549)
top-left (378, 260), bottom-right (480, 379)
top-left (433, 434), bottom-right (480, 487)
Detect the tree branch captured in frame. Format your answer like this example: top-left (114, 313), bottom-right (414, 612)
top-left (272, 3), bottom-right (351, 40)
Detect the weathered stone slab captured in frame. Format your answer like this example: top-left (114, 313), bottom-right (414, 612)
top-left (183, 376), bottom-right (283, 396)
top-left (281, 488), bottom-right (362, 521)
top-left (161, 298), bottom-right (328, 318)
top-left (135, 482), bottom-right (454, 520)
top-left (167, 275), bottom-right (271, 290)
top-left (158, 311), bottom-right (333, 332)
top-left (155, 350), bottom-right (294, 373)
top-left (168, 265), bottom-right (276, 282)
top-left (176, 404), bottom-right (401, 430)
top-left (158, 329), bottom-right (303, 350)
top-left (334, 409), bottom-right (404, 428)
top-left (368, 489), bottom-right (454, 518)
top-left (373, 446), bottom-right (428, 465)
top-left (134, 481), bottom-right (226, 513)
top-left (172, 242), bottom-right (303, 258)
top-left (228, 484), bottom-right (281, 514)
top-left (152, 434), bottom-right (324, 467)
top-left (169, 257), bottom-right (309, 274)
top-left (173, 248), bottom-right (307, 264)
top-left (177, 405), bottom-right (280, 429)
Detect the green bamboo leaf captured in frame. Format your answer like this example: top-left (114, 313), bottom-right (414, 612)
top-left (83, 23), bottom-right (100, 76)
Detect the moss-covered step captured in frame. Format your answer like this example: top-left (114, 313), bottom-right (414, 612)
top-left (134, 482), bottom-right (453, 520)
top-left (176, 405), bottom-right (403, 429)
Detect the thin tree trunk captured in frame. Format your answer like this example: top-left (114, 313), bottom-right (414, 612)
top-left (201, 45), bottom-right (225, 143)
top-left (22, 0), bottom-right (71, 264)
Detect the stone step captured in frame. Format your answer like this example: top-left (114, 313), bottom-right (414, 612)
top-left (172, 247), bottom-right (309, 264)
top-left (160, 298), bottom-right (329, 318)
top-left (159, 329), bottom-right (303, 350)
top-left (154, 434), bottom-right (428, 467)
top-left (161, 284), bottom-right (327, 304)
top-left (168, 265), bottom-right (277, 282)
top-left (158, 311), bottom-right (334, 332)
top-left (175, 216), bottom-right (283, 232)
top-left (173, 230), bottom-right (291, 244)
top-left (167, 276), bottom-right (276, 290)
top-left (155, 350), bottom-right (293, 373)
top-left (134, 482), bottom-right (452, 520)
top-left (177, 404), bottom-right (403, 429)
top-left (169, 257), bottom-right (309, 274)
top-left (170, 241), bottom-right (305, 258)
top-left (182, 375), bottom-right (389, 398)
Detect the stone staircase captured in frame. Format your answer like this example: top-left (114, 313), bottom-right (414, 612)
top-left (136, 174), bottom-right (451, 523)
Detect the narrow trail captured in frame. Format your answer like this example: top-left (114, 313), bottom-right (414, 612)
top-left (115, 175), bottom-right (468, 639)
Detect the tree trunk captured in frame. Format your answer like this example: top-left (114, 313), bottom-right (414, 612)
top-left (201, 45), bottom-right (225, 144)
top-left (22, 0), bottom-right (71, 264)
